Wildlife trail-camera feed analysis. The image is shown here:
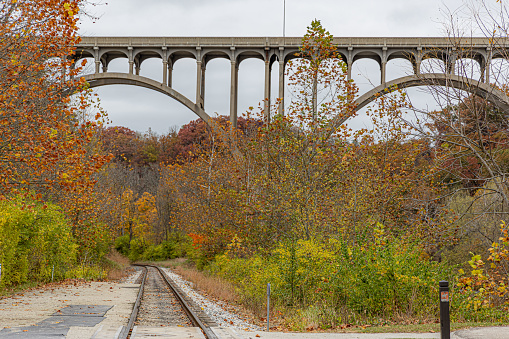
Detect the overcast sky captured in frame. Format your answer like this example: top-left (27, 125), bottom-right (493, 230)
top-left (77, 0), bottom-right (469, 134)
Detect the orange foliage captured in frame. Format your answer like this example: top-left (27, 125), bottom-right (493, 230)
top-left (188, 233), bottom-right (207, 250)
top-left (0, 1), bottom-right (112, 258)
top-left (160, 21), bottom-right (430, 258)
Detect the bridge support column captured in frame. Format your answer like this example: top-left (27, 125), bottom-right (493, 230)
top-left (196, 60), bottom-right (205, 109)
top-left (163, 60), bottom-right (168, 86)
top-left (485, 48), bottom-right (492, 84)
top-left (413, 48), bottom-right (422, 75)
top-left (128, 47), bottom-right (134, 74)
top-left (230, 60), bottom-right (238, 128)
top-left (381, 47), bottom-right (387, 86)
top-left (168, 62), bottom-right (173, 87)
top-left (93, 46), bottom-right (100, 73)
top-left (447, 50), bottom-right (457, 74)
top-left (381, 61), bottom-right (386, 86)
top-left (102, 64), bottom-right (108, 73)
top-left (278, 60), bottom-right (285, 116)
top-left (480, 58), bottom-right (486, 83)
top-left (264, 55), bottom-right (272, 123)
top-left (413, 59), bottom-right (422, 75)
top-left (347, 47), bottom-right (353, 81)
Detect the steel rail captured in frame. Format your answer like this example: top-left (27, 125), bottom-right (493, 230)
top-left (119, 265), bottom-right (147, 339)
top-left (122, 264), bottom-right (218, 339)
top-left (154, 265), bottom-right (218, 339)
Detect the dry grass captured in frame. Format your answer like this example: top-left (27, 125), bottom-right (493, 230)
top-left (352, 322), bottom-right (508, 333)
top-left (168, 260), bottom-right (239, 304)
top-left (105, 250), bottom-right (131, 281)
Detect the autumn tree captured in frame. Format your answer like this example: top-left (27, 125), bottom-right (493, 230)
top-left (161, 20), bottom-right (424, 257)
top-left (0, 0), bottom-right (112, 265)
top-left (403, 1), bottom-right (509, 263)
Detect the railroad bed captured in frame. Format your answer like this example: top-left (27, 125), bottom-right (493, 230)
top-left (0, 265), bottom-right (243, 339)
top-left (1, 266), bottom-right (499, 338)
top-left (123, 265), bottom-right (225, 339)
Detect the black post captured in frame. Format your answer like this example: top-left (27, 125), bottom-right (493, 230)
top-left (439, 280), bottom-right (450, 339)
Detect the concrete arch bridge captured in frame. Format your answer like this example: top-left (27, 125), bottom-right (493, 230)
top-left (74, 36), bottom-right (509, 127)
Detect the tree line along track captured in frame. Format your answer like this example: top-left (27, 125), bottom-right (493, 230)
top-left (120, 265), bottom-right (219, 339)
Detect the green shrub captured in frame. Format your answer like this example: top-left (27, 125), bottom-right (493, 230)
top-left (210, 225), bottom-right (455, 324)
top-left (115, 234), bottom-right (181, 262)
top-left (340, 228), bottom-right (453, 318)
top-left (170, 233), bottom-right (194, 258)
top-left (127, 238), bottom-right (146, 261)
top-left (0, 195), bottom-right (77, 288)
top-left (114, 234), bottom-right (131, 256)
top-left (142, 240), bottom-right (177, 261)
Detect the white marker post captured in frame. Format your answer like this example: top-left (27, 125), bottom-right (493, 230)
top-left (267, 283), bottom-right (271, 331)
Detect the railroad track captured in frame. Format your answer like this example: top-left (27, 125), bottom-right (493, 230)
top-left (120, 265), bottom-right (219, 339)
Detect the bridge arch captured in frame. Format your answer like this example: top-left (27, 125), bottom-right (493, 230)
top-left (353, 50), bottom-right (382, 64)
top-left (387, 50), bottom-right (415, 62)
top-left (330, 73), bottom-right (509, 127)
top-left (81, 73), bottom-right (509, 134)
top-left (202, 50), bottom-right (231, 65)
top-left (134, 50), bottom-right (164, 69)
top-left (83, 72), bottom-right (212, 124)
top-left (237, 50), bottom-right (265, 65)
top-left (101, 51), bottom-right (129, 72)
top-left (169, 50), bottom-right (198, 63)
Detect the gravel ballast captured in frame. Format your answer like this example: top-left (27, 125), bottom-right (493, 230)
top-left (162, 268), bottom-right (262, 332)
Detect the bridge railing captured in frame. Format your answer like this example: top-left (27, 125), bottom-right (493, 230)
top-left (77, 36), bottom-right (507, 48)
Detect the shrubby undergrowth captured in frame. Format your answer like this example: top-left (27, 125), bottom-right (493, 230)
top-left (209, 226), bottom-right (453, 328)
top-left (114, 233), bottom-right (193, 262)
top-left (0, 196), bottom-right (77, 287)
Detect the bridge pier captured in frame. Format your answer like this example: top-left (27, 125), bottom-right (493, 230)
top-left (278, 47), bottom-right (285, 116)
top-left (347, 47), bottom-right (353, 81)
top-left (93, 46), bottom-right (100, 73)
top-left (485, 47), bottom-right (492, 83)
top-left (264, 54), bottom-right (271, 122)
top-left (413, 48), bottom-right (422, 75)
top-left (381, 61), bottom-right (386, 86)
top-left (162, 60), bottom-right (168, 85)
top-left (196, 60), bottom-right (205, 109)
top-left (230, 59), bottom-right (238, 128)
top-left (168, 62), bottom-right (173, 87)
top-left (381, 47), bottom-right (387, 86)
top-left (446, 50), bottom-right (457, 74)
top-left (412, 59), bottom-right (422, 75)
top-left (128, 47), bottom-right (134, 74)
